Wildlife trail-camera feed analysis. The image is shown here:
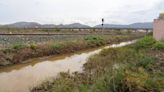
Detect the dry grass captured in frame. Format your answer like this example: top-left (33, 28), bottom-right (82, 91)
top-left (0, 35), bottom-right (141, 66)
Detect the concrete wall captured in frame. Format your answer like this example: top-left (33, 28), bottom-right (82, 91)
top-left (153, 19), bottom-right (164, 41)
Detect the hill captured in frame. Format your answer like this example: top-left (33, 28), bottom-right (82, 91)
top-left (1, 22), bottom-right (91, 28)
top-left (94, 22), bottom-right (153, 29)
top-left (0, 22), bottom-right (153, 29)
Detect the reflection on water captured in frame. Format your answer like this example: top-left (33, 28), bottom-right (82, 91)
top-left (0, 40), bottom-right (136, 92)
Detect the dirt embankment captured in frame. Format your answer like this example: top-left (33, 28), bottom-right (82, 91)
top-left (0, 35), bottom-right (142, 67)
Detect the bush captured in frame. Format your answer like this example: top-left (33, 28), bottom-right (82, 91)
top-left (124, 68), bottom-right (150, 92)
top-left (153, 41), bottom-right (164, 50)
top-left (137, 56), bottom-right (156, 70)
top-left (145, 76), bottom-right (164, 92)
top-left (12, 43), bottom-right (27, 50)
top-left (84, 36), bottom-right (106, 46)
top-left (29, 43), bottom-right (37, 50)
top-left (135, 36), bottom-right (156, 49)
top-left (51, 44), bottom-right (64, 49)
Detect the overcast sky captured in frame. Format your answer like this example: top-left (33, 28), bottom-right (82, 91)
top-left (0, 0), bottom-right (164, 26)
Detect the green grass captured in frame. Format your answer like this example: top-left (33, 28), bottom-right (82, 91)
top-left (84, 36), bottom-right (106, 46)
top-left (135, 36), bottom-right (156, 49)
top-left (32, 36), bottom-right (164, 92)
top-left (136, 56), bottom-right (156, 70)
top-left (12, 43), bottom-right (28, 50)
top-left (153, 41), bottom-right (164, 50)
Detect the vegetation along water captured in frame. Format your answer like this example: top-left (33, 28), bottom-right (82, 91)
top-left (0, 34), bottom-right (142, 66)
top-left (32, 36), bottom-right (164, 92)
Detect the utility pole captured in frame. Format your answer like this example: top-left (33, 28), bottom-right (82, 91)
top-left (102, 18), bottom-right (104, 35)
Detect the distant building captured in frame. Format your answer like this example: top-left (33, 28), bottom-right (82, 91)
top-left (153, 13), bottom-right (164, 41)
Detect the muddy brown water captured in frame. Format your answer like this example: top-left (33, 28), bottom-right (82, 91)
top-left (0, 40), bottom-right (137, 92)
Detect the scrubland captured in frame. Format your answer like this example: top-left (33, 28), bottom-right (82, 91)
top-left (32, 36), bottom-right (164, 92)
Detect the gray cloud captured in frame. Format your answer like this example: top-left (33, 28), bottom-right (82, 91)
top-left (102, 0), bottom-right (164, 24)
top-left (0, 0), bottom-right (163, 25)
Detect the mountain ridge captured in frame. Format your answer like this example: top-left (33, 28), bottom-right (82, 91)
top-left (0, 22), bottom-right (153, 29)
top-left (94, 22), bottom-right (153, 29)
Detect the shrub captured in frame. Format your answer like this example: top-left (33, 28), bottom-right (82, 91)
top-left (84, 36), bottom-right (106, 46)
top-left (124, 68), bottom-right (150, 92)
top-left (90, 69), bottom-right (125, 92)
top-left (12, 43), bottom-right (27, 50)
top-left (135, 36), bottom-right (156, 49)
top-left (153, 41), bottom-right (164, 50)
top-left (145, 76), bottom-right (164, 92)
top-left (29, 43), bottom-right (37, 50)
top-left (137, 56), bottom-right (156, 70)
top-left (51, 44), bottom-right (63, 49)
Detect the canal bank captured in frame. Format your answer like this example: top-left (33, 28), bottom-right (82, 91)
top-left (32, 36), bottom-right (164, 92)
top-left (0, 40), bottom-right (137, 92)
top-left (0, 35), bottom-right (141, 66)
